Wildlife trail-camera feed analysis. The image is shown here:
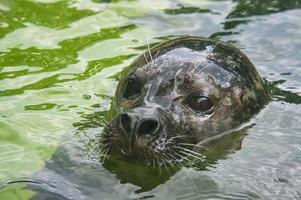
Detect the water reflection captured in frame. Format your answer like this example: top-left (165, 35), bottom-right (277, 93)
top-left (101, 126), bottom-right (251, 192)
top-left (0, 120), bottom-right (251, 199)
top-left (0, 24), bottom-right (137, 96)
top-left (0, 0), bottom-right (300, 199)
top-left (228, 0), bottom-right (301, 18)
top-left (163, 5), bottom-right (219, 15)
top-left (222, 0), bottom-right (301, 30)
top-left (0, 0), bottom-right (96, 38)
top-left (269, 80), bottom-right (301, 104)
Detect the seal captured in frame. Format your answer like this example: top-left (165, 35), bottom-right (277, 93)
top-left (99, 36), bottom-right (269, 165)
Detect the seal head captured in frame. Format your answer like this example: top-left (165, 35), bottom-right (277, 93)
top-left (100, 37), bottom-right (269, 163)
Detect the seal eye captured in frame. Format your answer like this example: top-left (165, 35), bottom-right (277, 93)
top-left (185, 95), bottom-right (214, 114)
top-left (122, 75), bottom-right (142, 99)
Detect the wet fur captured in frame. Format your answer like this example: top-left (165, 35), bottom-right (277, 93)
top-left (97, 37), bottom-right (270, 167)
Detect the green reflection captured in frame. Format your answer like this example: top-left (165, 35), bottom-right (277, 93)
top-left (73, 102), bottom-right (116, 131)
top-left (77, 54), bottom-right (136, 81)
top-left (222, 19), bottom-right (252, 30)
top-left (209, 31), bottom-right (239, 39)
top-left (0, 0), bottom-right (96, 38)
top-left (0, 183), bottom-right (35, 200)
top-left (223, 0), bottom-right (301, 30)
top-left (24, 103), bottom-right (57, 111)
top-left (0, 0), bottom-right (300, 198)
top-left (192, 127), bottom-right (251, 170)
top-left (270, 81), bottom-right (301, 104)
top-left (228, 0), bottom-right (301, 19)
top-left (98, 123), bottom-right (251, 192)
top-left (163, 6), bottom-right (218, 15)
top-left (0, 24), bottom-right (137, 96)
top-left (103, 159), bottom-right (173, 193)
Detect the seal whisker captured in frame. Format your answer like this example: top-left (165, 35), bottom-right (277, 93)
top-left (146, 38), bottom-right (153, 62)
top-left (145, 148), bottom-right (155, 164)
top-left (166, 151), bottom-right (191, 193)
top-left (88, 142), bottom-right (101, 158)
top-left (98, 145), bottom-right (108, 157)
top-left (195, 63), bottom-right (209, 74)
top-left (177, 150), bottom-right (204, 163)
top-left (143, 52), bottom-right (149, 65)
top-left (76, 131), bottom-right (96, 159)
top-left (97, 143), bottom-right (110, 155)
top-left (98, 119), bottom-right (110, 127)
top-left (100, 147), bottom-right (110, 164)
top-left (162, 152), bottom-right (183, 174)
top-left (160, 153), bottom-right (185, 185)
top-left (191, 41), bottom-right (222, 73)
top-left (142, 38), bottom-right (154, 66)
top-left (100, 129), bottom-right (111, 137)
top-left (160, 153), bottom-right (172, 168)
top-left (97, 143), bottom-right (110, 160)
top-left (145, 149), bottom-right (152, 164)
top-left (96, 138), bottom-right (108, 146)
top-left (152, 158), bottom-right (156, 170)
top-left (166, 152), bottom-right (182, 167)
top-left (82, 131), bottom-right (92, 141)
top-left (155, 155), bottom-right (162, 175)
top-left (173, 146), bottom-right (205, 159)
top-left (165, 150), bottom-right (202, 195)
top-left (102, 119), bottom-right (110, 126)
top-left (169, 135), bottom-right (190, 141)
top-left (158, 156), bottom-right (169, 174)
top-left (167, 152), bottom-right (200, 195)
top-left (101, 148), bottom-right (109, 163)
top-left (171, 150), bottom-right (192, 163)
top-left (177, 143), bottom-right (207, 150)
top-left (98, 149), bottom-right (106, 163)
top-left (159, 154), bottom-right (178, 180)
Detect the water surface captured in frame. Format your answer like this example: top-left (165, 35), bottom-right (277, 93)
top-left (0, 0), bottom-right (300, 199)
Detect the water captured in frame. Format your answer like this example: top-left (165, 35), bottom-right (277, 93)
top-left (0, 0), bottom-right (300, 199)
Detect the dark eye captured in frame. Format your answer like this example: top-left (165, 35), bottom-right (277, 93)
top-left (185, 95), bottom-right (214, 114)
top-left (122, 74), bottom-right (142, 99)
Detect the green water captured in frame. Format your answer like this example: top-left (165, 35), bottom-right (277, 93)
top-left (0, 0), bottom-right (300, 199)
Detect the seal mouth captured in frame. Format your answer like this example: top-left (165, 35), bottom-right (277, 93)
top-left (94, 116), bottom-right (205, 167)
top-left (100, 124), bottom-right (157, 161)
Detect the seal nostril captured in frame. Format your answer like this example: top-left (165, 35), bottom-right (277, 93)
top-left (138, 119), bottom-right (160, 135)
top-left (120, 113), bottom-right (131, 133)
